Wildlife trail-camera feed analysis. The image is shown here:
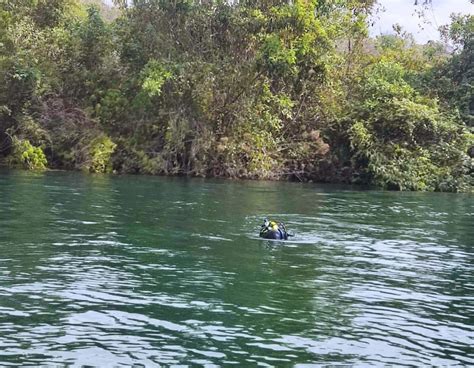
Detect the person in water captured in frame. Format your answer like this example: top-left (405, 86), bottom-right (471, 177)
top-left (259, 218), bottom-right (289, 240)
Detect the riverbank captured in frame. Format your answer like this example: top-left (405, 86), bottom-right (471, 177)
top-left (1, 1), bottom-right (472, 192)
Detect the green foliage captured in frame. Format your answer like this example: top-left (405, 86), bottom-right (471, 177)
top-left (0, 0), bottom-right (472, 191)
top-left (259, 34), bottom-right (297, 76)
top-left (433, 14), bottom-right (473, 127)
top-left (84, 135), bottom-right (116, 173)
top-left (440, 13), bottom-right (473, 49)
top-left (76, 6), bottom-right (111, 69)
top-left (141, 60), bottom-right (172, 98)
top-left (8, 137), bottom-right (47, 170)
top-left (344, 61), bottom-right (472, 191)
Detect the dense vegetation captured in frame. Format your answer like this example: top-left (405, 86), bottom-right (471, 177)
top-left (1, 0), bottom-right (472, 191)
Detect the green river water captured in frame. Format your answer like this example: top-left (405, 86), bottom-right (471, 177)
top-left (0, 169), bottom-right (472, 366)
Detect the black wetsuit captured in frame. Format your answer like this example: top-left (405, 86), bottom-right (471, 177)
top-left (260, 225), bottom-right (288, 240)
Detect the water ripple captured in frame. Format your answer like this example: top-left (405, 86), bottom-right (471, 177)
top-left (0, 171), bottom-right (472, 365)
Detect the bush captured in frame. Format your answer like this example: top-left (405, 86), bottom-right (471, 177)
top-left (345, 61), bottom-right (472, 191)
top-left (83, 135), bottom-right (116, 173)
top-left (8, 137), bottom-right (48, 170)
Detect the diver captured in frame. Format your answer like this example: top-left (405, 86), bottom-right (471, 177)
top-left (259, 218), bottom-right (290, 240)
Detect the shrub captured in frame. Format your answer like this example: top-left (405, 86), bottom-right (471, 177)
top-left (8, 137), bottom-right (47, 170)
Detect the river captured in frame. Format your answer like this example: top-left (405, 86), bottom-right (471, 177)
top-left (0, 169), bottom-right (472, 366)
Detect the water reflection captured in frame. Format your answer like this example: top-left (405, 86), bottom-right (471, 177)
top-left (0, 170), bottom-right (472, 365)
